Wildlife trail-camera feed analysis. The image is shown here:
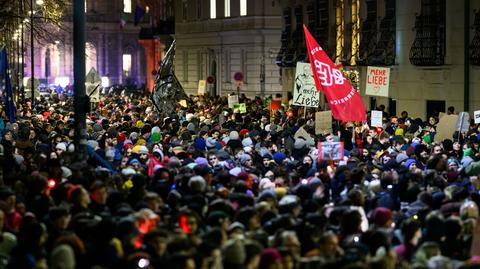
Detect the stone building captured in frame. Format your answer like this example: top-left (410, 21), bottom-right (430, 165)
top-left (275, 0), bottom-right (480, 118)
top-left (25, 0), bottom-right (174, 89)
top-left (173, 0), bottom-right (283, 97)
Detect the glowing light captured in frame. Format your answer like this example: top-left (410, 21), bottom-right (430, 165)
top-left (48, 179), bottom-right (56, 188)
top-left (54, 77), bottom-right (70, 88)
top-left (101, 76), bottom-right (110, 87)
top-left (137, 258), bottom-right (150, 268)
top-left (36, 0), bottom-right (44, 5)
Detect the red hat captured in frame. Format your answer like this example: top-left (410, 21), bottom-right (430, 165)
top-left (117, 133), bottom-right (126, 143)
top-left (239, 129), bottom-right (249, 137)
top-left (124, 143), bottom-right (134, 151)
top-left (372, 207), bottom-right (392, 227)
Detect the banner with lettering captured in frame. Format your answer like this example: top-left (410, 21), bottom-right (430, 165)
top-left (293, 62), bottom-right (320, 107)
top-left (303, 25), bottom-right (366, 121)
top-left (365, 66), bottom-right (390, 97)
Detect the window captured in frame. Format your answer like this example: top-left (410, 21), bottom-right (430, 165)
top-left (123, 0), bottom-right (132, 13)
top-left (85, 0), bottom-right (87, 12)
top-left (123, 54), bottom-right (132, 77)
top-left (224, 0), bottom-right (230, 17)
top-left (240, 0), bottom-right (247, 16)
top-left (210, 0), bottom-right (216, 19)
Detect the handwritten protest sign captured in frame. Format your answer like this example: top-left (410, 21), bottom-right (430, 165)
top-left (318, 142), bottom-right (344, 161)
top-left (365, 66), bottom-right (390, 97)
top-left (315, 111), bottom-right (332, 134)
top-left (233, 103), bottom-right (247, 113)
top-left (228, 95), bottom-right (239, 108)
top-left (371, 110), bottom-right (383, 127)
top-left (455, 112), bottom-right (470, 133)
top-left (197, 80), bottom-right (206, 95)
top-left (475, 110), bottom-right (480, 124)
top-left (292, 62), bottom-right (320, 107)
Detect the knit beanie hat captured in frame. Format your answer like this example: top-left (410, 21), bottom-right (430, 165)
top-left (405, 159), bottom-right (417, 168)
top-left (229, 131), bottom-right (239, 140)
top-left (239, 154), bottom-right (252, 165)
top-left (150, 132), bottom-right (161, 143)
top-left (259, 248), bottom-right (282, 269)
top-left (372, 207), bottom-right (392, 226)
top-left (273, 152), bottom-right (287, 165)
top-left (194, 137), bottom-right (207, 151)
top-left (242, 137), bottom-right (253, 147)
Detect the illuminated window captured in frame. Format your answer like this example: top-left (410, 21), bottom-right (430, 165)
top-left (85, 42), bottom-right (97, 73)
top-left (210, 0), bottom-right (216, 19)
top-left (123, 54), bottom-right (132, 77)
top-left (240, 0), bottom-right (247, 16)
top-left (85, 0), bottom-right (87, 12)
top-left (123, 0), bottom-right (132, 13)
top-left (224, 0), bottom-right (230, 17)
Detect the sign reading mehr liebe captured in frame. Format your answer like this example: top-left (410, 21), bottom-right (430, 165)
top-left (365, 66), bottom-right (390, 97)
top-left (293, 62), bottom-right (320, 107)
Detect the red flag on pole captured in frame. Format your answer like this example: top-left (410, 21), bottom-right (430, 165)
top-left (303, 25), bottom-right (366, 121)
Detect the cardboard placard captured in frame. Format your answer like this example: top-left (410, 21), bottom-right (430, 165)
top-left (292, 62), bottom-right (320, 107)
top-left (435, 112), bottom-right (459, 142)
top-left (86, 68), bottom-right (101, 102)
top-left (228, 95), bottom-right (239, 108)
top-left (318, 142), bottom-right (344, 161)
top-left (197, 80), bottom-right (206, 95)
top-left (315, 111), bottom-right (333, 134)
top-left (370, 110), bottom-right (383, 127)
top-left (474, 110), bottom-right (480, 124)
top-left (233, 103), bottom-right (247, 114)
top-left (365, 66), bottom-right (390, 97)
top-left (455, 112), bottom-right (470, 132)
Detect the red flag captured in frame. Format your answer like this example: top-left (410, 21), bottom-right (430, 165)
top-left (303, 25), bottom-right (366, 121)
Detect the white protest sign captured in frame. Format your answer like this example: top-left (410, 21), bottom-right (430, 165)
top-left (86, 68), bottom-right (101, 102)
top-left (197, 80), bottom-right (206, 95)
top-left (365, 66), bottom-right (390, 97)
top-left (318, 142), bottom-right (344, 161)
top-left (370, 110), bottom-right (383, 127)
top-left (455, 112), bottom-right (470, 133)
top-left (475, 110), bottom-right (480, 124)
top-left (292, 62), bottom-right (320, 107)
top-left (228, 95), bottom-right (239, 108)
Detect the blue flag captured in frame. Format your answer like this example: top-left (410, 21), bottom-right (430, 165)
top-left (134, 3), bottom-right (145, 26)
top-left (0, 48), bottom-right (15, 123)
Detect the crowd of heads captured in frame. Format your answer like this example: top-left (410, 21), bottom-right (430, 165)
top-left (0, 91), bottom-right (480, 269)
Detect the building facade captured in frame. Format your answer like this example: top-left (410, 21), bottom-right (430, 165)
top-left (25, 0), bottom-right (174, 90)
top-left (174, 0), bottom-right (283, 97)
top-left (276, 0), bottom-right (480, 118)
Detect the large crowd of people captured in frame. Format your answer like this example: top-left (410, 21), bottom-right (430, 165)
top-left (0, 90), bottom-right (480, 269)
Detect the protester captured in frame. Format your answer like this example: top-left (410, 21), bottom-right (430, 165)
top-left (0, 90), bottom-right (479, 269)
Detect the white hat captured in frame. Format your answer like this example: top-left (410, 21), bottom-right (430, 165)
top-left (56, 143), bottom-right (67, 152)
top-left (138, 145), bottom-right (149, 154)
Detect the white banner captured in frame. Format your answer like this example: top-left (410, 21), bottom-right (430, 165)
top-left (197, 80), bottom-right (206, 95)
top-left (228, 95), bottom-right (239, 108)
top-left (371, 110), bottom-right (383, 127)
top-left (474, 110), bottom-right (480, 124)
top-left (292, 62), bottom-right (320, 107)
top-left (365, 66), bottom-right (390, 97)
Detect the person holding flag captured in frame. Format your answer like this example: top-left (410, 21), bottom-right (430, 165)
top-left (303, 25), bottom-right (366, 122)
